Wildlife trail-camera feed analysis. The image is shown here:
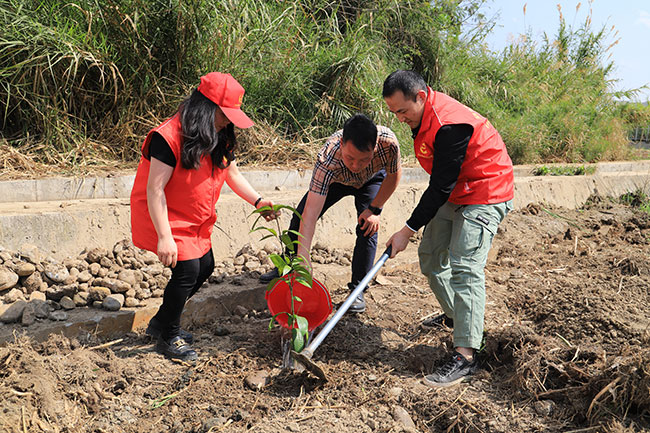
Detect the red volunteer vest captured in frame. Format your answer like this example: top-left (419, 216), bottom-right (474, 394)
top-left (414, 88), bottom-right (514, 204)
top-left (130, 114), bottom-right (227, 261)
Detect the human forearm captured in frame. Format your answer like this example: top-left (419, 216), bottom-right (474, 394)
top-left (146, 187), bottom-right (173, 240)
top-left (371, 169), bottom-right (401, 209)
top-left (225, 162), bottom-right (263, 207)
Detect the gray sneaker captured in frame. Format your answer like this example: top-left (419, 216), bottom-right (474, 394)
top-left (349, 291), bottom-right (366, 313)
top-left (421, 313), bottom-right (454, 330)
top-left (423, 352), bottom-right (477, 388)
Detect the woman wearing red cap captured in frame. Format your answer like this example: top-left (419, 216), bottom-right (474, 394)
top-left (130, 72), bottom-right (276, 361)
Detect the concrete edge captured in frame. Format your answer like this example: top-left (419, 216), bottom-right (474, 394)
top-left (2, 160), bottom-right (649, 203)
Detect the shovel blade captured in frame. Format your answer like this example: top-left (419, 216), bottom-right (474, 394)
top-left (291, 350), bottom-right (327, 381)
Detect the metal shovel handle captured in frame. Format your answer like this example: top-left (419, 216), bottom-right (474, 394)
top-left (300, 245), bottom-right (392, 358)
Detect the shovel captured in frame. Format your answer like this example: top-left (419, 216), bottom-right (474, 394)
top-left (291, 245), bottom-right (392, 380)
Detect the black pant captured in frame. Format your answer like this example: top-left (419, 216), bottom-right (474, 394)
top-left (152, 249), bottom-right (215, 339)
top-left (289, 170), bottom-right (385, 288)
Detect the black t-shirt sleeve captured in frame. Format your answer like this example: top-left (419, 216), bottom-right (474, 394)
top-left (405, 123), bottom-right (474, 231)
top-left (147, 132), bottom-right (176, 167)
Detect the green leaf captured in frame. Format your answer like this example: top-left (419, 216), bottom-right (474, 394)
top-left (249, 225), bottom-right (278, 237)
top-left (291, 328), bottom-right (305, 352)
top-left (280, 233), bottom-right (294, 253)
top-left (292, 296), bottom-right (302, 302)
top-left (269, 254), bottom-right (288, 270)
top-left (295, 315), bottom-right (308, 335)
top-left (287, 229), bottom-right (304, 239)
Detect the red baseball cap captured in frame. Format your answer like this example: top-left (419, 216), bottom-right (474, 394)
top-left (197, 72), bottom-right (254, 129)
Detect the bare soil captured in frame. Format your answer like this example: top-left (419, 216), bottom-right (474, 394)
top-left (1, 198), bottom-right (649, 433)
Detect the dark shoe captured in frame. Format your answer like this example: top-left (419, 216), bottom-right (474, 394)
top-left (146, 317), bottom-right (194, 344)
top-left (349, 291), bottom-right (366, 313)
top-left (423, 351), bottom-right (477, 388)
top-left (155, 336), bottom-right (198, 361)
top-left (421, 313), bottom-right (453, 330)
top-left (259, 268), bottom-right (280, 284)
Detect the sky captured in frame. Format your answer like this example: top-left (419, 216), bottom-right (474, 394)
top-left (479, 0), bottom-right (650, 102)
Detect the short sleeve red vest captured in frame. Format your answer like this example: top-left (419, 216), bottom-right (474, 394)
top-left (414, 88), bottom-right (514, 205)
top-left (130, 114), bottom-right (228, 261)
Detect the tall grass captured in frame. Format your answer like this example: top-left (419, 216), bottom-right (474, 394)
top-left (0, 0), bottom-right (639, 174)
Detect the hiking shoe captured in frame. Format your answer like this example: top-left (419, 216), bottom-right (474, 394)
top-left (146, 317), bottom-right (194, 344)
top-left (423, 351), bottom-right (477, 388)
top-left (349, 291), bottom-right (366, 313)
top-left (421, 313), bottom-right (453, 330)
top-left (155, 336), bottom-right (198, 362)
top-left (259, 268), bottom-right (280, 284)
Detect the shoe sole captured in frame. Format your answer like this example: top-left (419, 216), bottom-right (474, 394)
top-left (154, 344), bottom-right (198, 362)
top-left (422, 374), bottom-right (470, 388)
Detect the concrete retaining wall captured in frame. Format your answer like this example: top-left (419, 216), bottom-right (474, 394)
top-left (1, 162), bottom-right (650, 261)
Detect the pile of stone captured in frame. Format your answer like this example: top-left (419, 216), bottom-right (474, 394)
top-left (210, 243), bottom-right (276, 285)
top-left (310, 242), bottom-right (352, 266)
top-left (0, 240), bottom-right (170, 325)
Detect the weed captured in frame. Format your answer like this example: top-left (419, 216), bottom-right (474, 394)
top-left (533, 165), bottom-right (596, 176)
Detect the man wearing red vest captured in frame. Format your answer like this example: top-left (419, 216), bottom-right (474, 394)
top-left (383, 70), bottom-right (514, 387)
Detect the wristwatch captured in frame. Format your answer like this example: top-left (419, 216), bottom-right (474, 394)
top-left (368, 205), bottom-right (382, 215)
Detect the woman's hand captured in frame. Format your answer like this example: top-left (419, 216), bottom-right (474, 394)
top-left (257, 198), bottom-right (279, 222)
top-left (157, 235), bottom-right (178, 268)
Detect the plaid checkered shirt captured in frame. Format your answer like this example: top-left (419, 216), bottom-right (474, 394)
top-left (309, 125), bottom-right (401, 196)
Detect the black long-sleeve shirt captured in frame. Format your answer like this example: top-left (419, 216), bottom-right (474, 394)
top-left (405, 123), bottom-right (474, 231)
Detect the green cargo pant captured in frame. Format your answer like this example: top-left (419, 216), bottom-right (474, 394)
top-left (418, 200), bottom-right (512, 349)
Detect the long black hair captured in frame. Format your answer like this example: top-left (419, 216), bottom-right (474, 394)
top-left (179, 90), bottom-right (236, 170)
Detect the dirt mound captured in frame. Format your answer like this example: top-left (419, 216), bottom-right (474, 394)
top-left (1, 201), bottom-right (649, 432)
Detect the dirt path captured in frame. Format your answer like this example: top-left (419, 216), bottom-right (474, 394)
top-left (1, 199), bottom-right (649, 433)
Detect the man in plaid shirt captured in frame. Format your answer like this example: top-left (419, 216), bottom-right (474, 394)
top-left (260, 114), bottom-right (402, 312)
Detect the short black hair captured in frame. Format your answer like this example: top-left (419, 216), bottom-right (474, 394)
top-left (382, 70), bottom-right (427, 101)
top-left (342, 114), bottom-right (377, 152)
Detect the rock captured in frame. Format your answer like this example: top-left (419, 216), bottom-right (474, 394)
top-left (233, 305), bottom-right (248, 317)
top-left (46, 284), bottom-right (77, 301)
top-left (202, 418), bottom-right (228, 431)
top-left (31, 300), bottom-right (50, 318)
top-left (21, 302), bottom-right (35, 326)
top-left (16, 262), bottom-right (36, 277)
top-left (388, 387), bottom-right (403, 399)
top-left (0, 251), bottom-right (12, 262)
top-left (117, 270), bottom-right (137, 287)
top-left (3, 288), bottom-right (24, 303)
top-left (236, 244), bottom-right (256, 257)
top-left (244, 370), bottom-right (270, 391)
top-left (59, 296), bottom-right (76, 310)
top-left (49, 310), bottom-right (68, 321)
top-left (89, 286), bottom-right (112, 302)
top-left (0, 300), bottom-right (27, 323)
top-left (43, 264), bottom-right (70, 284)
top-left (97, 267), bottom-right (109, 278)
top-left (124, 297), bottom-right (139, 308)
top-left (89, 263), bottom-right (101, 276)
top-left (100, 256), bottom-right (113, 268)
top-left (142, 264), bottom-right (164, 276)
top-left (140, 251), bottom-right (158, 265)
top-left (232, 276), bottom-right (245, 286)
top-left (21, 272), bottom-right (43, 294)
top-left (152, 289), bottom-right (164, 298)
top-left (233, 256), bottom-right (245, 266)
top-left (0, 266), bottom-right (19, 290)
top-left (534, 400), bottom-right (555, 416)
top-left (29, 291), bottom-right (46, 302)
top-left (86, 247), bottom-right (108, 263)
top-left (392, 406), bottom-right (416, 431)
top-left (73, 292), bottom-right (89, 306)
top-left (19, 244), bottom-right (41, 264)
top-left (77, 270), bottom-right (92, 283)
top-left (243, 258), bottom-right (261, 271)
top-left (214, 325), bottom-right (230, 336)
top-left (103, 294), bottom-right (124, 311)
top-left (375, 274), bottom-right (391, 286)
